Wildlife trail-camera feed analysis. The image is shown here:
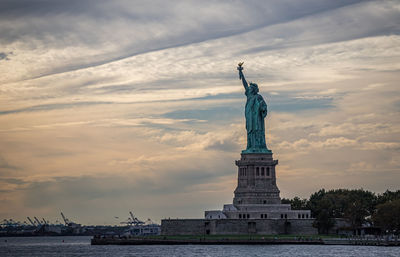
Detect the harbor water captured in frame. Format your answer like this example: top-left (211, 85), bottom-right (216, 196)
top-left (0, 236), bottom-right (398, 257)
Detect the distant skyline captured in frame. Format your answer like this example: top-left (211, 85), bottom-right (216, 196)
top-left (0, 0), bottom-right (399, 225)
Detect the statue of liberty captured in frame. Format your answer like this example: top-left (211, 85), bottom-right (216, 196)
top-left (237, 62), bottom-right (271, 153)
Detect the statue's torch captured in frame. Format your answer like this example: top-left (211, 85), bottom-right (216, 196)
top-left (237, 62), bottom-right (244, 79)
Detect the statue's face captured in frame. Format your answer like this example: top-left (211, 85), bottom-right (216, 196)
top-left (250, 85), bottom-right (258, 95)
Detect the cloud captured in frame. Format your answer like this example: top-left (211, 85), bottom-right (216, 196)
top-left (269, 92), bottom-right (335, 112)
top-left (361, 142), bottom-right (400, 150)
top-left (0, 52), bottom-right (11, 61)
top-left (240, 1), bottom-right (400, 55)
top-left (1, 0), bottom-right (391, 84)
top-left (163, 106), bottom-right (242, 123)
top-left (8, 169), bottom-right (236, 223)
top-left (0, 101), bottom-right (113, 116)
top-left (154, 124), bottom-right (244, 153)
top-left (0, 0), bottom-right (367, 46)
top-left (0, 156), bottom-right (19, 171)
top-left (278, 137), bottom-right (358, 151)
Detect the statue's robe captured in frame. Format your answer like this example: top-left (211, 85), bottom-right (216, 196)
top-left (245, 89), bottom-right (268, 150)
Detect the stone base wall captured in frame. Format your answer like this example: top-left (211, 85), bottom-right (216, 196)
top-left (161, 219), bottom-right (206, 235)
top-left (161, 219), bottom-right (317, 235)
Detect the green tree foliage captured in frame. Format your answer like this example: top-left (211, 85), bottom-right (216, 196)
top-left (373, 199), bottom-right (400, 234)
top-left (285, 188), bottom-right (400, 234)
top-left (281, 196), bottom-right (309, 210)
top-left (375, 190), bottom-right (400, 205)
top-left (310, 193), bottom-right (336, 234)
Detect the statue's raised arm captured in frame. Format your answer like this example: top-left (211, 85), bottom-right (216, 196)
top-left (237, 62), bottom-right (248, 91)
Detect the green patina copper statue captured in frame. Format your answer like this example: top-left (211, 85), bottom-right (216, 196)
top-left (237, 62), bottom-right (271, 153)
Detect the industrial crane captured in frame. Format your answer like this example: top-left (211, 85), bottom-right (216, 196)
top-left (27, 217), bottom-right (36, 226)
top-left (60, 212), bottom-right (81, 228)
top-left (120, 211), bottom-right (144, 226)
top-left (130, 211), bottom-right (144, 225)
top-left (129, 211), bottom-right (135, 222)
top-left (60, 212), bottom-right (70, 225)
top-left (34, 216), bottom-right (42, 225)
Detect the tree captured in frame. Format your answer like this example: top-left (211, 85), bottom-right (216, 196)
top-left (307, 188), bottom-right (376, 233)
top-left (341, 189), bottom-right (376, 228)
top-left (284, 188), bottom-right (400, 235)
top-left (312, 195), bottom-right (336, 234)
top-left (281, 196), bottom-right (309, 210)
top-left (372, 199), bottom-right (400, 234)
top-left (375, 190), bottom-right (400, 205)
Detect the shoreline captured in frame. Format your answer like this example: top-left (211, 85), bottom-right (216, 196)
top-left (91, 237), bottom-right (400, 247)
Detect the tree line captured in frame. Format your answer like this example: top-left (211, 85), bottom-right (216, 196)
top-left (281, 189), bottom-right (400, 234)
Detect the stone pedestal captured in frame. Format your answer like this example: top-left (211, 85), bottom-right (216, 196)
top-left (202, 151), bottom-right (311, 223)
top-left (233, 153), bottom-right (280, 206)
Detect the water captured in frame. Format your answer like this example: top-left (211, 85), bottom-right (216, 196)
top-left (0, 236), bottom-right (398, 257)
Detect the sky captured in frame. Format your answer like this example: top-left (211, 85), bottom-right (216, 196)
top-left (0, 0), bottom-right (399, 225)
